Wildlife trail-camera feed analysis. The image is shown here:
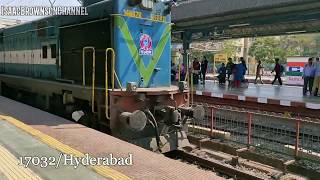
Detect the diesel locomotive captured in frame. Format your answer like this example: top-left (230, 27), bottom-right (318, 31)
top-left (0, 0), bottom-right (204, 153)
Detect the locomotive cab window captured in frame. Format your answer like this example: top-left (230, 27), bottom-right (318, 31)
top-left (42, 45), bottom-right (47, 59)
top-left (50, 44), bottom-right (56, 58)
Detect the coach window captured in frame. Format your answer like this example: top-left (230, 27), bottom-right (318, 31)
top-left (42, 45), bottom-right (48, 59)
top-left (50, 44), bottom-right (56, 58)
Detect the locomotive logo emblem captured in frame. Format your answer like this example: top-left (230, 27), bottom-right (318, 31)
top-left (139, 34), bottom-right (153, 56)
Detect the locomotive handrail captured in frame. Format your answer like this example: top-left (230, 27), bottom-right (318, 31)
top-left (178, 63), bottom-right (181, 82)
top-left (190, 57), bottom-right (194, 106)
top-left (184, 53), bottom-right (192, 107)
top-left (105, 48), bottom-right (112, 119)
top-left (105, 48), bottom-right (123, 119)
top-left (82, 47), bottom-right (96, 113)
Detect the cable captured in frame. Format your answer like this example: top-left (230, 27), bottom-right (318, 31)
top-left (6, 0), bottom-right (19, 5)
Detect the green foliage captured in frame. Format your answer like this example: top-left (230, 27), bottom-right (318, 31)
top-left (249, 37), bottom-right (287, 64)
top-left (221, 40), bottom-right (238, 58)
top-left (190, 51), bottom-right (214, 62)
top-left (249, 34), bottom-right (320, 64)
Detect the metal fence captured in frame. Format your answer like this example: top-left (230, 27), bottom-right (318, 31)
top-left (189, 104), bottom-right (320, 162)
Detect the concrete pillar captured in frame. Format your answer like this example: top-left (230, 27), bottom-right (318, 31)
top-left (243, 38), bottom-right (249, 74)
top-left (182, 31), bottom-right (192, 66)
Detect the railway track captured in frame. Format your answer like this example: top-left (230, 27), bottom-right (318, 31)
top-left (182, 102), bottom-right (320, 179)
top-left (194, 95), bottom-right (320, 119)
top-left (165, 144), bottom-right (307, 180)
top-left (191, 119), bottom-right (320, 153)
top-left (190, 99), bottom-right (320, 155)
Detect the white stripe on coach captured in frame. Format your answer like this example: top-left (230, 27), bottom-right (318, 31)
top-left (280, 100), bottom-right (291, 106)
top-left (258, 97), bottom-right (268, 104)
top-left (306, 103), bottom-right (320, 110)
top-left (238, 95), bottom-right (245, 101)
top-left (211, 93), bottom-right (223, 98)
top-left (196, 91), bottom-right (203, 95)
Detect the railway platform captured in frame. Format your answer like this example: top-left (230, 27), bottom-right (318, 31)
top-left (194, 81), bottom-right (320, 110)
top-left (0, 96), bottom-right (221, 180)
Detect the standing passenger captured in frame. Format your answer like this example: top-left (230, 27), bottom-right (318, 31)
top-left (312, 57), bottom-right (320, 96)
top-left (303, 58), bottom-right (316, 95)
top-left (180, 63), bottom-right (186, 81)
top-left (171, 62), bottom-right (177, 81)
top-left (240, 57), bottom-right (248, 75)
top-left (255, 60), bottom-right (264, 84)
top-left (271, 58), bottom-right (283, 85)
top-left (240, 58), bottom-right (247, 82)
top-left (226, 58), bottom-right (234, 82)
top-left (201, 56), bottom-right (208, 84)
top-left (218, 63), bottom-right (227, 84)
top-left (234, 62), bottom-right (246, 88)
top-left (192, 58), bottom-right (201, 84)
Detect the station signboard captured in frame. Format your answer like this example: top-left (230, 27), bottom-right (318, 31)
top-left (286, 56), bottom-right (308, 86)
top-left (214, 54), bottom-right (227, 63)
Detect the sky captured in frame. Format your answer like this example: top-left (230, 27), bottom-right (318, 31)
top-left (0, 0), bottom-right (81, 21)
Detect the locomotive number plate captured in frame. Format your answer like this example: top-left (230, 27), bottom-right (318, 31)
top-left (124, 10), bottom-right (142, 18)
top-left (152, 15), bottom-right (165, 22)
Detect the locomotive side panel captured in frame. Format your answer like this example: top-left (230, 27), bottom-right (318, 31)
top-left (60, 19), bottom-right (112, 86)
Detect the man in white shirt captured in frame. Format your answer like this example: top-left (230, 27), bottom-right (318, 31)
top-left (312, 57), bottom-right (320, 96)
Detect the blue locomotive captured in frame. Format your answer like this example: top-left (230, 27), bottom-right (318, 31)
top-left (0, 0), bottom-right (203, 153)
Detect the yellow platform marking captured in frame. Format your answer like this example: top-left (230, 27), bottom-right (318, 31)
top-left (0, 145), bottom-right (42, 180)
top-left (0, 115), bottom-right (131, 180)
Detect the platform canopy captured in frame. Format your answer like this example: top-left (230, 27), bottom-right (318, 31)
top-left (172, 0), bottom-right (320, 41)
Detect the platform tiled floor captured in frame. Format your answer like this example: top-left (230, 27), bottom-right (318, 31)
top-left (195, 80), bottom-right (320, 104)
top-left (0, 120), bottom-right (107, 180)
top-left (0, 96), bottom-right (221, 180)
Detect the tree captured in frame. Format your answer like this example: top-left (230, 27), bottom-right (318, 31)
top-left (221, 40), bottom-right (238, 59)
top-left (249, 37), bottom-right (292, 64)
top-left (249, 34), bottom-right (320, 65)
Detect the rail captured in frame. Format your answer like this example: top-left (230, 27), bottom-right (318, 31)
top-left (189, 104), bottom-right (320, 163)
top-left (82, 47), bottom-right (96, 113)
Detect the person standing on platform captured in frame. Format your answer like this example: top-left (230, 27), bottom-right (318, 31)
top-left (271, 58), bottom-right (283, 85)
top-left (218, 63), bottom-right (227, 84)
top-left (234, 62), bottom-right (246, 88)
top-left (240, 58), bottom-right (247, 82)
top-left (171, 62), bottom-right (177, 81)
top-left (201, 56), bottom-right (208, 84)
top-left (312, 57), bottom-right (320, 96)
top-left (192, 58), bottom-right (201, 84)
top-left (240, 57), bottom-right (248, 74)
top-left (226, 58), bottom-right (234, 82)
top-left (303, 58), bottom-right (316, 95)
top-left (255, 60), bottom-right (264, 84)
top-left (179, 63), bottom-right (186, 81)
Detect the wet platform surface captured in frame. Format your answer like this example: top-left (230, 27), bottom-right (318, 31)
top-left (195, 80), bottom-right (320, 104)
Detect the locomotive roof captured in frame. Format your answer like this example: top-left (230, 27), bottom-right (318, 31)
top-left (0, 0), bottom-right (113, 34)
